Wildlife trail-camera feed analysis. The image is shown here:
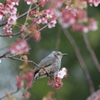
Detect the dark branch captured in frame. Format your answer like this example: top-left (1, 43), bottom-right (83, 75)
top-left (0, 88), bottom-right (19, 100)
top-left (17, 4), bottom-right (40, 19)
top-left (82, 33), bottom-right (100, 72)
top-left (55, 26), bottom-right (61, 51)
top-left (62, 28), bottom-right (95, 94)
top-left (5, 56), bottom-right (39, 67)
top-left (0, 14), bottom-right (46, 37)
top-left (26, 24), bottom-right (48, 41)
top-left (0, 51), bottom-right (10, 58)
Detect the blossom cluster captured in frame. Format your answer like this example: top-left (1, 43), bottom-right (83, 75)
top-left (0, 0), bottom-right (99, 38)
top-left (9, 39), bottom-right (30, 55)
top-left (0, 1), bottom-right (18, 34)
top-left (87, 89), bottom-right (100, 100)
top-left (16, 69), bottom-right (34, 98)
top-left (55, 0), bottom-right (98, 33)
top-left (48, 68), bottom-right (67, 89)
top-left (85, 0), bottom-right (100, 6)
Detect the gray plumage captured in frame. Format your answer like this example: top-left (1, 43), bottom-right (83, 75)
top-left (33, 51), bottom-right (67, 81)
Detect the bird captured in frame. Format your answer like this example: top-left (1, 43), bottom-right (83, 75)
top-left (33, 51), bottom-right (67, 82)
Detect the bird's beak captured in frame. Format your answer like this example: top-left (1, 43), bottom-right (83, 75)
top-left (62, 53), bottom-right (68, 56)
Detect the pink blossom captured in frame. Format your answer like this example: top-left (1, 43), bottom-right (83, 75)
top-left (82, 27), bottom-right (89, 33)
top-left (16, 76), bottom-right (24, 88)
top-left (93, 0), bottom-right (100, 6)
top-left (41, 17), bottom-right (47, 24)
top-left (54, 0), bottom-right (63, 8)
top-left (0, 3), bottom-right (4, 9)
top-left (57, 68), bottom-right (67, 79)
top-left (33, 32), bottom-right (41, 41)
top-left (8, 14), bottom-right (17, 24)
top-left (88, 18), bottom-right (98, 31)
top-left (0, 14), bottom-right (3, 21)
top-left (58, 9), bottom-right (76, 28)
top-left (37, 17), bottom-right (47, 24)
top-left (24, 0), bottom-right (37, 5)
top-left (9, 39), bottom-right (30, 55)
top-left (48, 68), bottom-right (67, 89)
top-left (23, 92), bottom-right (31, 99)
top-left (16, 69), bottom-right (34, 89)
top-left (48, 77), bottom-right (63, 89)
top-left (43, 9), bottom-right (53, 18)
top-left (39, 0), bottom-right (49, 7)
top-left (12, 0), bottom-right (19, 5)
top-left (26, 83), bottom-right (32, 88)
top-left (10, 7), bottom-right (17, 14)
top-left (3, 27), bottom-right (13, 35)
top-left (48, 20), bottom-right (57, 28)
top-left (87, 89), bottom-right (100, 100)
top-left (0, 4), bottom-right (4, 21)
top-left (5, 2), bottom-right (15, 14)
top-left (86, 0), bottom-right (100, 6)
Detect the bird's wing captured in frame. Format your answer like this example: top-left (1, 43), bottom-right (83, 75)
top-left (38, 56), bottom-right (56, 68)
top-left (34, 56), bottom-right (56, 72)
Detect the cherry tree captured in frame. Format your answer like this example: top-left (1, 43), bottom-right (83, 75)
top-left (0, 0), bottom-right (100, 100)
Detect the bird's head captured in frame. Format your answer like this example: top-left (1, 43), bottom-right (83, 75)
top-left (51, 51), bottom-right (68, 59)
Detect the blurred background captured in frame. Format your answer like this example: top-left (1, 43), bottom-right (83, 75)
top-left (0, 1), bottom-right (100, 100)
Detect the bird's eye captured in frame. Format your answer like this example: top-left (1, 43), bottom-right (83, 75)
top-left (57, 53), bottom-right (60, 55)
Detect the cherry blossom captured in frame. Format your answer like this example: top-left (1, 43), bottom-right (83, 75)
top-left (88, 18), bottom-right (98, 31)
top-left (24, 0), bottom-right (38, 5)
top-left (86, 0), bottom-right (100, 6)
top-left (87, 89), bottom-right (100, 100)
top-left (48, 19), bottom-right (57, 28)
top-left (48, 67), bottom-right (67, 89)
top-left (0, 0), bottom-right (100, 99)
top-left (43, 9), bottom-right (53, 18)
top-left (16, 76), bottom-right (24, 88)
top-left (39, 0), bottom-right (49, 7)
top-left (7, 0), bottom-right (19, 5)
top-left (16, 69), bottom-right (34, 89)
top-left (57, 68), bottom-right (67, 79)
top-left (3, 27), bottom-right (13, 35)
top-left (9, 39), bottom-right (30, 55)
top-left (36, 17), bottom-right (48, 24)
top-left (8, 14), bottom-right (17, 25)
top-left (33, 32), bottom-right (41, 41)
top-left (23, 92), bottom-right (31, 99)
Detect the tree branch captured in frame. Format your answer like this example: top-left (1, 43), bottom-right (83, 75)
top-left (0, 51), bottom-right (10, 58)
top-left (25, 24), bottom-right (48, 41)
top-left (0, 88), bottom-right (19, 100)
top-left (55, 26), bottom-right (61, 51)
top-left (5, 56), bottom-right (38, 67)
top-left (82, 33), bottom-right (100, 72)
top-left (0, 15), bottom-right (46, 37)
top-left (17, 4), bottom-right (40, 19)
top-left (62, 28), bottom-right (94, 93)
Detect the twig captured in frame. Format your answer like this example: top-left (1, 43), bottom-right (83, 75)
top-left (0, 51), bottom-right (10, 58)
top-left (0, 88), bottom-right (19, 100)
top-left (82, 33), bottom-right (100, 72)
top-left (5, 56), bottom-right (38, 67)
top-left (0, 45), bottom-right (9, 51)
top-left (17, 4), bottom-right (40, 19)
top-left (52, 87), bottom-right (61, 100)
top-left (21, 3), bottom-right (33, 39)
top-left (62, 28), bottom-right (94, 93)
top-left (0, 15), bottom-right (46, 37)
top-left (26, 24), bottom-right (48, 41)
top-left (55, 27), bottom-right (61, 50)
